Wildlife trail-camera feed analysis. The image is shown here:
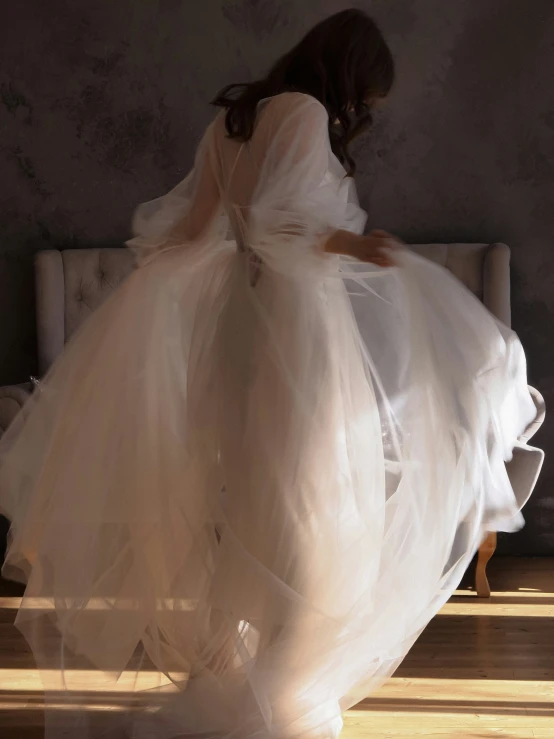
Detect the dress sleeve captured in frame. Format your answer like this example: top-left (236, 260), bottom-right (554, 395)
top-left (127, 121), bottom-right (226, 266)
top-left (249, 93), bottom-right (366, 275)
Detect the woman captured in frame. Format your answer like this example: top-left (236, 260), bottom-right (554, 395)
top-left (0, 9), bottom-right (537, 739)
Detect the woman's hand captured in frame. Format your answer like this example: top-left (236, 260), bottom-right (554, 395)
top-left (349, 230), bottom-right (400, 266)
top-left (325, 229), bottom-right (401, 266)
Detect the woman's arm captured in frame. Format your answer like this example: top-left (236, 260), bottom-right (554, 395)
top-left (325, 229), bottom-right (399, 266)
top-left (128, 122), bottom-right (223, 265)
top-left (165, 149), bottom-right (221, 244)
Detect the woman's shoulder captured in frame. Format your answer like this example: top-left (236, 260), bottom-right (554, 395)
top-left (261, 91), bottom-right (328, 123)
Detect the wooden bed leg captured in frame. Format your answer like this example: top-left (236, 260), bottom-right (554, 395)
top-left (475, 532), bottom-right (497, 598)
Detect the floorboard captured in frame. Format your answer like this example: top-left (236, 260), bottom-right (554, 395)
top-left (0, 557), bottom-right (552, 738)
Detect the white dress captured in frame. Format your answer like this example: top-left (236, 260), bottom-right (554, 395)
top-left (0, 92), bottom-right (537, 739)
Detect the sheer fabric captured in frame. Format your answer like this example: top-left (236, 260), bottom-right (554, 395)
top-left (0, 93), bottom-right (536, 739)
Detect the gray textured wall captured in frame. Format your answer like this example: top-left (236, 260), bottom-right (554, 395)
top-left (1, 0), bottom-right (553, 553)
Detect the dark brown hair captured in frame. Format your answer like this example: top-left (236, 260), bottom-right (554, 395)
top-left (212, 9), bottom-right (394, 175)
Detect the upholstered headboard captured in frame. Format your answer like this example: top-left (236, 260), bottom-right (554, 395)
top-left (36, 249), bottom-right (135, 373)
top-left (411, 242), bottom-right (511, 327)
top-left (35, 243), bottom-right (511, 374)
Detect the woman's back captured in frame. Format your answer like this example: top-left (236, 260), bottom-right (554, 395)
top-left (209, 92), bottom-right (332, 250)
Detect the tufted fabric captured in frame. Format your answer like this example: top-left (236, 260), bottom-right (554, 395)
top-left (36, 249), bottom-right (135, 373)
top-left (34, 243), bottom-right (507, 374)
top-left (62, 249), bottom-right (135, 340)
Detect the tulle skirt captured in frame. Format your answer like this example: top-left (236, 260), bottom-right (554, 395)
top-left (0, 242), bottom-right (536, 738)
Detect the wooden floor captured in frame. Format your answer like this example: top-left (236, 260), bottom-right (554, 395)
top-left (0, 558), bottom-right (552, 738)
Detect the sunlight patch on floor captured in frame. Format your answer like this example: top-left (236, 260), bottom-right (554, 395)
top-left (454, 588), bottom-right (553, 598)
top-left (0, 596), bottom-right (197, 610)
top-left (441, 600), bottom-right (554, 616)
top-left (1, 588), bottom-right (553, 614)
top-left (0, 668), bottom-right (186, 692)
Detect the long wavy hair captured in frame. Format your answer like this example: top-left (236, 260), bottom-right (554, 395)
top-left (212, 9), bottom-right (394, 175)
